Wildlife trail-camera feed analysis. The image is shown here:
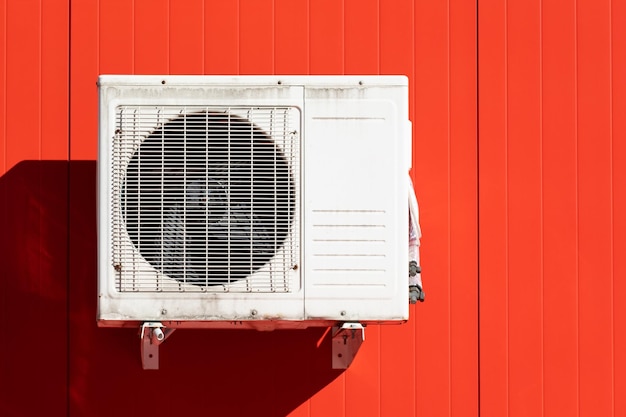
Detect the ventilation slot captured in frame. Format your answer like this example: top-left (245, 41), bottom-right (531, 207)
top-left (310, 210), bottom-right (388, 285)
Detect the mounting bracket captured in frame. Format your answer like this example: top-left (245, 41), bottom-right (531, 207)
top-left (140, 322), bottom-right (175, 370)
top-left (331, 322), bottom-right (365, 369)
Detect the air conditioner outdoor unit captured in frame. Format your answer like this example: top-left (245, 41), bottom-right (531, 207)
top-left (98, 75), bottom-right (415, 369)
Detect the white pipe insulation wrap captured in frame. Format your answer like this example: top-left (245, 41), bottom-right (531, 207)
top-left (408, 177), bottom-right (423, 298)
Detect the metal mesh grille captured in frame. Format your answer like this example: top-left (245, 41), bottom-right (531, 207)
top-left (111, 106), bottom-right (300, 292)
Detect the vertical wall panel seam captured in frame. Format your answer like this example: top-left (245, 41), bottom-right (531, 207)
top-left (132, 0), bottom-right (137, 74)
top-left (307, 0), bottom-right (310, 74)
top-left (201, 0), bottom-right (204, 74)
top-left (609, 1), bottom-right (615, 414)
top-left (38, 0), bottom-right (42, 159)
top-left (272, 0), bottom-right (275, 74)
top-left (273, 0), bottom-right (275, 74)
top-left (0, 0), bottom-right (5, 401)
top-left (447, 0), bottom-right (452, 414)
top-left (237, 0), bottom-right (240, 74)
top-left (3, 0), bottom-right (6, 172)
top-left (539, 2), bottom-right (545, 416)
top-left (539, 0), bottom-right (546, 416)
top-left (342, 0), bottom-right (345, 74)
top-left (504, 0), bottom-right (510, 414)
top-left (378, 326), bottom-right (382, 417)
top-left (167, 0), bottom-right (170, 74)
top-left (476, 0), bottom-right (480, 415)
top-left (574, 1), bottom-right (580, 414)
top-left (341, 0), bottom-right (346, 74)
top-left (38, 1), bottom-right (42, 323)
top-left (132, 0), bottom-right (135, 73)
top-left (375, 0), bottom-right (378, 74)
top-left (97, 0), bottom-right (99, 74)
top-left (66, 1), bottom-right (72, 415)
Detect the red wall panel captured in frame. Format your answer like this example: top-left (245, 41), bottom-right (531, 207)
top-left (204, 0), bottom-right (239, 74)
top-left (310, 0), bottom-right (344, 75)
top-left (576, 1), bottom-right (613, 415)
top-left (479, 1), bottom-right (625, 417)
top-left (0, 1), bottom-right (69, 417)
top-left (448, 0), bottom-right (479, 414)
top-left (344, 0), bottom-right (379, 74)
top-left (5, 0), bottom-right (41, 166)
top-left (170, 0), bottom-right (204, 74)
top-left (99, 0), bottom-right (133, 75)
top-left (613, 3), bottom-right (626, 416)
top-left (506, 2), bottom-right (543, 416)
top-left (239, 0), bottom-right (274, 74)
top-left (135, 0), bottom-right (170, 74)
top-left (541, 1), bottom-right (579, 415)
top-left (414, 0), bottom-right (479, 416)
top-left (477, 0), bottom-right (509, 414)
top-left (275, 0), bottom-right (309, 75)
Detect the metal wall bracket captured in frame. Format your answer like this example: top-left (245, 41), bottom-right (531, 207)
top-left (331, 323), bottom-right (365, 369)
top-left (140, 322), bottom-right (175, 370)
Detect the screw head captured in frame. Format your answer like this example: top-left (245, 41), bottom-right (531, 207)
top-left (161, 309), bottom-right (167, 315)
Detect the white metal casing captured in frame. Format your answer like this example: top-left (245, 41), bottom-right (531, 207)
top-left (98, 75), bottom-right (411, 329)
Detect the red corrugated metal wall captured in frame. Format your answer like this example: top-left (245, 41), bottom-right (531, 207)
top-left (0, 1), bottom-right (622, 416)
top-left (479, 1), bottom-right (625, 417)
top-left (0, 0), bottom-right (69, 416)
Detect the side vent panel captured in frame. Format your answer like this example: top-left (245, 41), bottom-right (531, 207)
top-left (310, 209), bottom-right (389, 285)
top-left (303, 96), bottom-right (408, 320)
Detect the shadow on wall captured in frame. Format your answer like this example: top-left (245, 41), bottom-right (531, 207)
top-left (0, 160), bottom-right (342, 417)
top-left (0, 160), bottom-right (69, 417)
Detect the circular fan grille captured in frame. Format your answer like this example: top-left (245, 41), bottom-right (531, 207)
top-left (121, 111), bottom-right (295, 286)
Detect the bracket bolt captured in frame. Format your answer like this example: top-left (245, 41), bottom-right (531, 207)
top-left (161, 309), bottom-right (167, 315)
top-left (251, 309), bottom-right (258, 316)
top-left (340, 310), bottom-right (346, 316)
